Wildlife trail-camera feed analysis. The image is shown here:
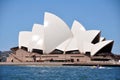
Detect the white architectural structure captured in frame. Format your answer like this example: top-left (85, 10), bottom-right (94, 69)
top-left (19, 12), bottom-right (114, 56)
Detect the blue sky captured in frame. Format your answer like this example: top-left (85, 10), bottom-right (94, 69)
top-left (0, 0), bottom-right (120, 54)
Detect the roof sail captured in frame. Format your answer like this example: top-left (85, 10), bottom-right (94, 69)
top-left (91, 40), bottom-right (114, 56)
top-left (44, 12), bottom-right (73, 53)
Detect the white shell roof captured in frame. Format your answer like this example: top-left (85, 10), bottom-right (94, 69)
top-left (19, 12), bottom-right (114, 55)
top-left (32, 24), bottom-right (44, 34)
top-left (31, 24), bottom-right (44, 51)
top-left (43, 12), bottom-right (73, 53)
top-left (100, 37), bottom-right (105, 42)
top-left (91, 40), bottom-right (114, 56)
top-left (71, 20), bottom-right (86, 33)
top-left (56, 20), bottom-right (85, 52)
top-left (83, 42), bottom-right (93, 53)
top-left (56, 38), bottom-right (72, 52)
top-left (19, 31), bottom-right (32, 48)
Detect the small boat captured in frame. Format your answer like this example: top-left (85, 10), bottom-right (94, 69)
top-left (91, 65), bottom-right (105, 69)
top-left (98, 66), bottom-right (105, 69)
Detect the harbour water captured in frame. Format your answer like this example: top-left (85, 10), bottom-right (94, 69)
top-left (0, 65), bottom-right (120, 80)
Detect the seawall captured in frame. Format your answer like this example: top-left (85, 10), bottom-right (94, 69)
top-left (0, 62), bottom-right (120, 67)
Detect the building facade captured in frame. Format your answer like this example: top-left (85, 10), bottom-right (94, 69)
top-left (7, 12), bottom-right (114, 63)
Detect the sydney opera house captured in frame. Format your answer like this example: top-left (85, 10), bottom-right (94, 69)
top-left (7, 12), bottom-right (114, 63)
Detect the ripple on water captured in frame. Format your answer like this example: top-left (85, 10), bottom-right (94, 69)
top-left (0, 66), bottom-right (119, 80)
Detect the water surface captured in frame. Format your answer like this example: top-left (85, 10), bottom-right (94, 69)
top-left (0, 65), bottom-right (120, 80)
